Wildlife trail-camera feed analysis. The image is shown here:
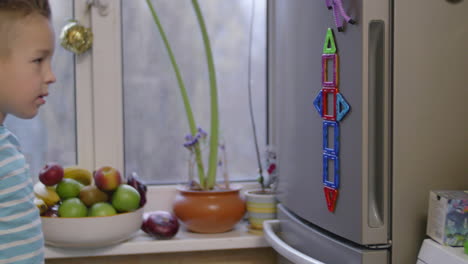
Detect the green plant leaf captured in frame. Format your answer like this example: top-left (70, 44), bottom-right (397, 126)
top-left (146, 0), bottom-right (206, 187)
top-left (192, 0), bottom-right (219, 190)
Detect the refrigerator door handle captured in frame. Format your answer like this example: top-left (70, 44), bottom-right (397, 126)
top-left (263, 220), bottom-right (326, 264)
top-left (357, 0), bottom-right (391, 244)
top-left (362, 0), bottom-right (391, 242)
top-left (367, 19), bottom-right (388, 228)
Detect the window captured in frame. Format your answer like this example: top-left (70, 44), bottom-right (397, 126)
top-left (121, 1), bottom-right (267, 183)
top-left (7, 0), bottom-right (267, 185)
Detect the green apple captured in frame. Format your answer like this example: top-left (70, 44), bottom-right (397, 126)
top-left (88, 202), bottom-right (117, 217)
top-left (56, 178), bottom-right (84, 200)
top-left (111, 184), bottom-right (141, 212)
top-left (58, 198), bottom-right (88, 217)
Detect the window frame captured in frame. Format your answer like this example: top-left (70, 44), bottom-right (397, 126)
top-left (74, 0), bottom-right (96, 170)
top-left (75, 1), bottom-right (124, 172)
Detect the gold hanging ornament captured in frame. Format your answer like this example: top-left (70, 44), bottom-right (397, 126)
top-left (60, 20), bottom-right (93, 55)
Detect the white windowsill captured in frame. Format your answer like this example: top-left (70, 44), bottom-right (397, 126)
top-left (44, 183), bottom-right (270, 259)
top-left (44, 221), bottom-right (268, 259)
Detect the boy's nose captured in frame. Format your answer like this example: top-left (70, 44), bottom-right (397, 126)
top-left (45, 66), bottom-right (56, 84)
top-left (46, 72), bottom-right (57, 84)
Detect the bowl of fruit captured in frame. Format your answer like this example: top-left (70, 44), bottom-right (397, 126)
top-left (35, 163), bottom-right (147, 248)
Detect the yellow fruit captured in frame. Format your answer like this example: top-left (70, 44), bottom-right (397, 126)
top-left (63, 166), bottom-right (93, 185)
top-left (33, 182), bottom-right (60, 207)
top-left (34, 197), bottom-right (48, 214)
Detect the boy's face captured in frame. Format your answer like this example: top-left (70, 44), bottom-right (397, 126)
top-left (0, 12), bottom-right (56, 123)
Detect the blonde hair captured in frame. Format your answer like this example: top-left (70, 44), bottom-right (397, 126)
top-left (0, 0), bottom-right (51, 18)
top-left (0, 0), bottom-right (52, 58)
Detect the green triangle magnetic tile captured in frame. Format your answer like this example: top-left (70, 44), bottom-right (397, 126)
top-left (323, 28), bottom-right (337, 54)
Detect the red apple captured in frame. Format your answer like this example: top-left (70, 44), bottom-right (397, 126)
top-left (93, 166), bottom-right (122, 191)
top-left (38, 162), bottom-right (64, 186)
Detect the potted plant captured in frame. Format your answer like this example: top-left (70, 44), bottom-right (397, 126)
top-left (146, 0), bottom-right (245, 233)
top-left (243, 141), bottom-right (279, 234)
top-left (238, 1), bottom-right (278, 233)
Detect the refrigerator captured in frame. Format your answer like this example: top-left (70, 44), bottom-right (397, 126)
top-left (265, 0), bottom-right (468, 263)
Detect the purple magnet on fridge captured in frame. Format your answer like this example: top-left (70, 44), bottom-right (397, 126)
top-left (322, 153), bottom-right (339, 189)
top-left (336, 93), bottom-right (350, 121)
top-left (313, 90), bottom-right (323, 116)
top-left (323, 28), bottom-right (337, 54)
top-left (323, 120), bottom-right (339, 155)
top-left (325, 0), bottom-right (356, 32)
top-left (322, 54), bottom-right (338, 87)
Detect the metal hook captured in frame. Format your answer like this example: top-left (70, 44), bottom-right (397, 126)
top-left (86, 0), bottom-right (109, 16)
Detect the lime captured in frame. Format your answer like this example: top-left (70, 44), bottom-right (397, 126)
top-left (56, 178), bottom-right (84, 200)
top-left (88, 202), bottom-right (117, 217)
top-left (58, 198), bottom-right (88, 217)
top-left (111, 184), bottom-right (140, 212)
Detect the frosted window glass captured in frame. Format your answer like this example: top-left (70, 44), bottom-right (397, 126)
top-left (5, 0), bottom-right (76, 179)
top-left (122, 1), bottom-right (266, 184)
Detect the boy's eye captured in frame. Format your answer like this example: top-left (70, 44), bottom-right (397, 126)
top-left (33, 58), bottom-right (44, 63)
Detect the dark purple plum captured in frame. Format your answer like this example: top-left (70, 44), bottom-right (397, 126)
top-left (41, 204), bottom-right (59, 217)
top-left (127, 172), bottom-right (147, 207)
top-left (141, 211), bottom-right (179, 239)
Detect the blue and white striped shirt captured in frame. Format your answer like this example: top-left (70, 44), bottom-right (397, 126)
top-left (0, 126), bottom-right (43, 264)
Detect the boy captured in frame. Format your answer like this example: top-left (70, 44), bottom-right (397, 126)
top-left (0, 0), bottom-right (56, 263)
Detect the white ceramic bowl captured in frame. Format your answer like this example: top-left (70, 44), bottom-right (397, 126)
top-left (41, 207), bottom-right (144, 248)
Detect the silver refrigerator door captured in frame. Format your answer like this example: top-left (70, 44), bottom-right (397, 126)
top-left (269, 0), bottom-right (391, 245)
top-left (263, 205), bottom-right (389, 264)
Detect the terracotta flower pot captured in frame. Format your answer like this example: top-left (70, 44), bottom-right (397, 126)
top-left (244, 189), bottom-right (277, 231)
top-left (172, 185), bottom-right (246, 233)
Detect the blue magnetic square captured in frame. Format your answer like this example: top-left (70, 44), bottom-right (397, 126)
top-left (323, 121), bottom-right (339, 155)
top-left (323, 153), bottom-right (339, 189)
